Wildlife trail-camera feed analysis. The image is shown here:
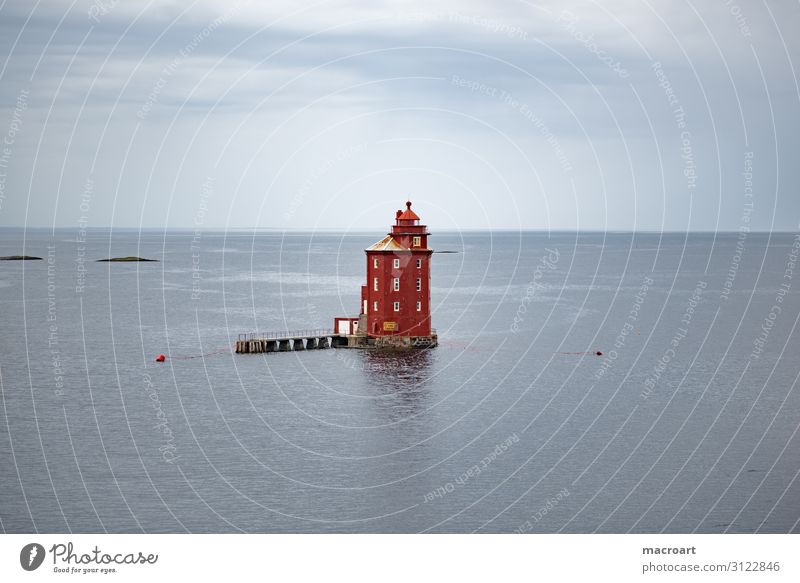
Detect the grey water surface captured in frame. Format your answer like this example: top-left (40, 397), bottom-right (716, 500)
top-left (0, 229), bottom-right (798, 533)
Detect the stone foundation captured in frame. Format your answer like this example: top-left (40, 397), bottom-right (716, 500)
top-left (369, 334), bottom-right (438, 350)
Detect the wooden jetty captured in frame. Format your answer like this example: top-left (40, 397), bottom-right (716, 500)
top-left (234, 329), bottom-right (345, 354)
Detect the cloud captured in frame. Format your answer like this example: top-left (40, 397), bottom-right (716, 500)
top-left (0, 0), bottom-right (798, 230)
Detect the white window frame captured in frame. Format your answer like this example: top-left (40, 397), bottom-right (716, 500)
top-left (393, 301), bottom-right (400, 312)
top-left (416, 278), bottom-right (422, 291)
top-left (393, 277), bottom-right (400, 291)
top-left (416, 258), bottom-right (422, 269)
top-left (373, 277), bottom-right (378, 291)
top-left (373, 301), bottom-right (378, 312)
top-left (416, 301), bottom-right (421, 312)
top-left (413, 236), bottom-right (421, 247)
top-left (373, 258), bottom-right (378, 268)
top-left (393, 258), bottom-right (400, 269)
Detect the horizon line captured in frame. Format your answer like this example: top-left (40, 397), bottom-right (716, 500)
top-left (0, 226), bottom-right (797, 235)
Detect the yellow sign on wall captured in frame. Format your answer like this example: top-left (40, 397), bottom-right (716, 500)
top-left (383, 321), bottom-right (396, 331)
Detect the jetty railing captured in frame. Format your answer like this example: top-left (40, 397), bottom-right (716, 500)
top-left (238, 329), bottom-right (335, 341)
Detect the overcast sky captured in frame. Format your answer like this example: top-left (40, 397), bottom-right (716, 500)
top-left (0, 0), bottom-right (798, 231)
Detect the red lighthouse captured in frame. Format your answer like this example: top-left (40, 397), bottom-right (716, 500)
top-left (334, 200), bottom-right (437, 349)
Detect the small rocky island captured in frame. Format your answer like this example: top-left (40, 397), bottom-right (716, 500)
top-left (0, 255), bottom-right (43, 260)
top-left (97, 256), bottom-right (158, 262)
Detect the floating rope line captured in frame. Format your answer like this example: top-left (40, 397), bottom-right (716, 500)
top-left (156, 345), bottom-right (233, 362)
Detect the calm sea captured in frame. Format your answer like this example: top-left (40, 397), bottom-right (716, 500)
top-left (0, 229), bottom-right (798, 533)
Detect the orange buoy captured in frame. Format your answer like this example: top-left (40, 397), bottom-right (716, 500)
top-left (155, 354), bottom-right (166, 362)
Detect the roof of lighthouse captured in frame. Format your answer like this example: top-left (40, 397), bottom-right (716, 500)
top-left (365, 234), bottom-right (406, 252)
top-left (365, 200), bottom-right (430, 252)
top-left (398, 200), bottom-right (420, 221)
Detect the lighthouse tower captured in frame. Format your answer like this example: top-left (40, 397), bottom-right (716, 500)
top-left (343, 201), bottom-right (436, 349)
top-left (361, 200), bottom-right (436, 347)
top-left (332, 200), bottom-right (436, 349)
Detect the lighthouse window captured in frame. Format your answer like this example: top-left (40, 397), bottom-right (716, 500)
top-left (416, 301), bottom-right (422, 312)
top-left (373, 277), bottom-right (378, 291)
top-left (413, 236), bottom-right (421, 247)
top-left (373, 301), bottom-right (378, 312)
top-left (416, 259), bottom-right (422, 269)
top-left (393, 301), bottom-right (400, 312)
top-left (393, 258), bottom-right (400, 269)
top-left (373, 258), bottom-right (378, 269)
top-left (416, 278), bottom-right (422, 291)
top-left (393, 278), bottom-right (400, 291)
